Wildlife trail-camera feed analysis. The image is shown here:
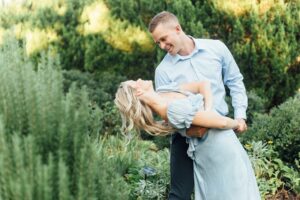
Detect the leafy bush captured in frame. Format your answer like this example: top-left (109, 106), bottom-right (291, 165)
top-left (241, 93), bottom-right (300, 165)
top-left (245, 141), bottom-right (300, 198)
top-left (100, 101), bottom-right (122, 136)
top-left (246, 90), bottom-right (268, 123)
top-left (226, 89), bottom-right (267, 124)
top-left (99, 135), bottom-right (170, 200)
top-left (63, 69), bottom-right (126, 105)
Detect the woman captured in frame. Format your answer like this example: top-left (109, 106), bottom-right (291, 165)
top-left (115, 79), bottom-right (260, 200)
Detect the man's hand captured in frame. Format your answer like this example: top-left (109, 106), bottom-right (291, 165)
top-left (234, 119), bottom-right (247, 133)
top-left (186, 125), bottom-right (208, 137)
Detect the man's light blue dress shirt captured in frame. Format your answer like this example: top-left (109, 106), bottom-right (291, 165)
top-left (155, 38), bottom-right (247, 120)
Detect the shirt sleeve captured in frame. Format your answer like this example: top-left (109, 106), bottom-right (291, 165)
top-left (219, 41), bottom-right (248, 119)
top-left (154, 66), bottom-right (171, 89)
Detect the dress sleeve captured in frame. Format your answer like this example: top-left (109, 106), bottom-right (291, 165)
top-left (167, 94), bottom-right (204, 129)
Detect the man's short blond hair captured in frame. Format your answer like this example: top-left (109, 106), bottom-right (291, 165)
top-left (148, 11), bottom-right (179, 33)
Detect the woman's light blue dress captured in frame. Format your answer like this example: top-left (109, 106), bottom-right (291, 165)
top-left (157, 83), bottom-right (261, 200)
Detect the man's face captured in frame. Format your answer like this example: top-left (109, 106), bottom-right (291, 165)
top-left (151, 22), bottom-right (181, 56)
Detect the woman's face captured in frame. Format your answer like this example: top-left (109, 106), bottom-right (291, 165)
top-left (126, 79), bottom-right (153, 92)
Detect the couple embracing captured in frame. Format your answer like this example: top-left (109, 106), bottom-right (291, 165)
top-left (115, 11), bottom-right (261, 200)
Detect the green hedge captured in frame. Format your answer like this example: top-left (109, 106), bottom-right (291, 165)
top-left (1, 0), bottom-right (299, 108)
top-left (241, 93), bottom-right (300, 165)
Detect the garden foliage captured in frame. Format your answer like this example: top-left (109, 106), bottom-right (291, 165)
top-left (0, 0), bottom-right (299, 199)
top-left (0, 0), bottom-right (299, 107)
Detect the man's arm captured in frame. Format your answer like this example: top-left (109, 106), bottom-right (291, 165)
top-left (219, 41), bottom-right (248, 133)
top-left (158, 120), bottom-right (207, 137)
top-left (186, 126), bottom-right (208, 137)
top-left (154, 67), bottom-right (170, 89)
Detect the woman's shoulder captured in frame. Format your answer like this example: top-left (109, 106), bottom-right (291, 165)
top-left (167, 94), bottom-right (204, 129)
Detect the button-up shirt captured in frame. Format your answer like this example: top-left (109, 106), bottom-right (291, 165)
top-left (155, 38), bottom-right (247, 119)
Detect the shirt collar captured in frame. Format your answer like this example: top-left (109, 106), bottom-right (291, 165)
top-left (170, 36), bottom-right (205, 64)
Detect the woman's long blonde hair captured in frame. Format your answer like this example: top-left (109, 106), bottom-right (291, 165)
top-left (114, 82), bottom-right (174, 136)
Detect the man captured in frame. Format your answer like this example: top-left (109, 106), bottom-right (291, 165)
top-left (148, 11), bottom-right (248, 200)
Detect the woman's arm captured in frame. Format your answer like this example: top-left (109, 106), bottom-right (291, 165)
top-left (192, 110), bottom-right (238, 129)
top-left (178, 81), bottom-right (237, 130)
top-left (179, 81), bottom-right (213, 110)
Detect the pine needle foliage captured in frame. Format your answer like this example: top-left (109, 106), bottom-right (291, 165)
top-left (0, 37), bottom-right (129, 200)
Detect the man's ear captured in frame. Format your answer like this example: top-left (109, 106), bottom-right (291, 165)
top-left (175, 24), bottom-right (181, 33)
